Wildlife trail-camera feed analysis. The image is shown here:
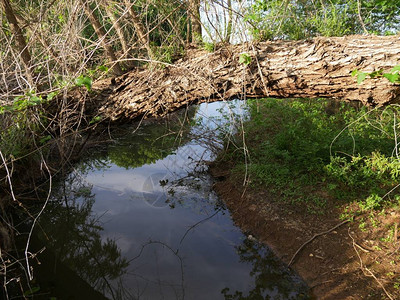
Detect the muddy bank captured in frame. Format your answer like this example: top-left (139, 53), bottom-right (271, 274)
top-left (210, 161), bottom-right (399, 299)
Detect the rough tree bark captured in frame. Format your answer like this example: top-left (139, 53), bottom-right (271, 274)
top-left (60, 35), bottom-right (400, 122)
top-left (224, 0), bottom-right (233, 43)
top-left (187, 0), bottom-right (202, 44)
top-left (1, 0), bottom-right (34, 84)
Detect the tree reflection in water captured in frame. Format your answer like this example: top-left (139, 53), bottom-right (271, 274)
top-left (27, 102), bottom-right (311, 299)
top-left (221, 238), bottom-right (310, 300)
top-left (36, 172), bottom-right (128, 298)
top-left (31, 108), bottom-right (198, 299)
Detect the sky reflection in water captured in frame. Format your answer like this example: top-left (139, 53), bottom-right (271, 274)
top-left (39, 101), bottom-right (310, 299)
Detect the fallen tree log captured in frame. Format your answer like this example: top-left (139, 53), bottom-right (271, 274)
top-left (75, 35), bottom-right (400, 121)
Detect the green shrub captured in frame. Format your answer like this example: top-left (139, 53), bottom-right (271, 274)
top-left (222, 98), bottom-right (400, 213)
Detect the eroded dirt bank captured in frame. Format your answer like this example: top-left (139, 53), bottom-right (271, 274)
top-left (210, 162), bottom-right (400, 300)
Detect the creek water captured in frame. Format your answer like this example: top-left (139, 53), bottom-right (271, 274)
top-left (30, 101), bottom-right (310, 299)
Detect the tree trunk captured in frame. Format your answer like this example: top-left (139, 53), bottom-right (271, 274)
top-left (80, 0), bottom-right (123, 75)
top-left (57, 35), bottom-right (400, 122)
top-left (188, 0), bottom-right (202, 44)
top-left (224, 0), bottom-right (233, 43)
top-left (104, 2), bottom-right (130, 58)
top-left (1, 0), bottom-right (34, 85)
top-left (123, 0), bottom-right (153, 59)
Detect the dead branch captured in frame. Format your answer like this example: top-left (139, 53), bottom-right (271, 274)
top-left (288, 219), bottom-right (350, 266)
top-left (349, 229), bottom-right (394, 300)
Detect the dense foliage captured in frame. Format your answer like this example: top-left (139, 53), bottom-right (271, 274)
top-left (246, 0), bottom-right (400, 40)
top-left (222, 99), bottom-right (400, 214)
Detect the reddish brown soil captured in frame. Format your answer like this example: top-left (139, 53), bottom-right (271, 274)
top-left (210, 163), bottom-right (400, 300)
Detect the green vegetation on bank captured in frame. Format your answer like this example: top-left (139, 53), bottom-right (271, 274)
top-left (246, 0), bottom-right (400, 40)
top-left (0, 105), bottom-right (47, 161)
top-left (220, 98), bottom-right (400, 215)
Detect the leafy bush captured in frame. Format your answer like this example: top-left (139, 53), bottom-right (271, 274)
top-left (223, 98), bottom-right (400, 213)
top-left (246, 0), bottom-right (400, 40)
top-left (326, 153), bottom-right (400, 188)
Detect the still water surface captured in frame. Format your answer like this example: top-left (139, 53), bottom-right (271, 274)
top-left (35, 101), bottom-right (310, 299)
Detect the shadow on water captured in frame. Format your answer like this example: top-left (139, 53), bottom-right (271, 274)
top-left (11, 101), bottom-right (312, 299)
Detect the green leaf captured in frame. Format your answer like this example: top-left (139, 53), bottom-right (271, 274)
top-left (98, 65), bottom-right (109, 72)
top-left (75, 75), bottom-right (93, 91)
top-left (390, 65), bottom-right (400, 73)
top-left (13, 95), bottom-right (24, 102)
top-left (47, 91), bottom-right (58, 101)
top-left (29, 95), bottom-right (42, 105)
top-left (351, 69), bottom-right (358, 77)
top-left (203, 42), bottom-right (215, 52)
top-left (89, 116), bottom-right (102, 124)
top-left (26, 90), bottom-right (35, 97)
top-left (24, 286), bottom-right (40, 296)
top-left (39, 135), bottom-right (52, 145)
top-left (368, 69), bottom-right (383, 79)
top-left (239, 53), bottom-right (252, 65)
top-left (3, 105), bottom-right (13, 112)
top-left (357, 72), bottom-right (367, 84)
top-left (383, 73), bottom-right (400, 83)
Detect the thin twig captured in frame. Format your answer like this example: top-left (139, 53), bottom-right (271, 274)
top-left (179, 209), bottom-right (221, 246)
top-left (25, 157), bottom-right (52, 280)
top-left (354, 242), bottom-right (370, 253)
top-left (288, 219), bottom-right (350, 266)
top-left (0, 150), bottom-right (16, 203)
top-left (357, 0), bottom-right (369, 34)
top-left (349, 229), bottom-right (394, 300)
top-left (330, 107), bottom-right (379, 157)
